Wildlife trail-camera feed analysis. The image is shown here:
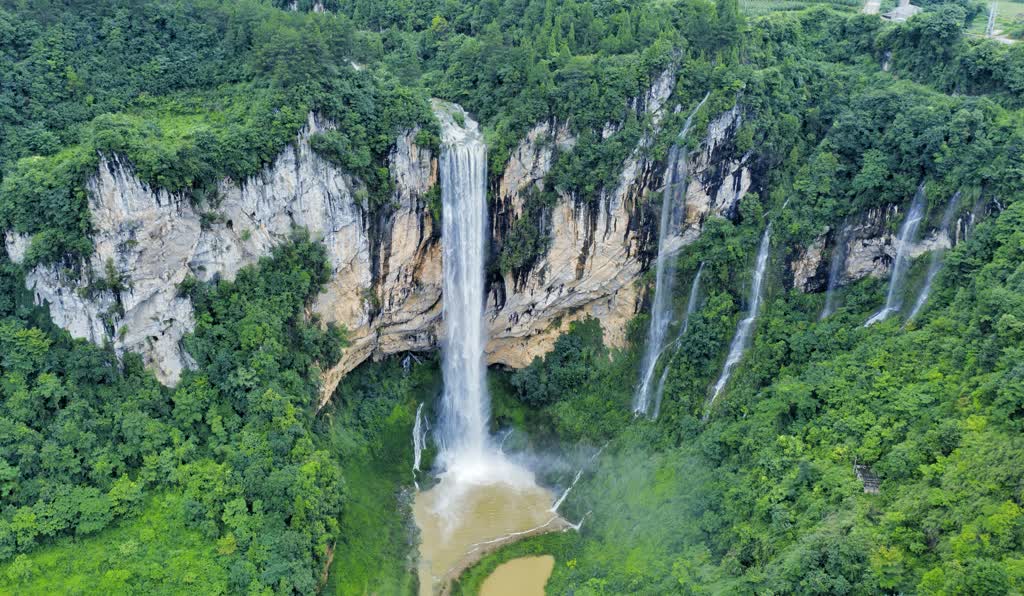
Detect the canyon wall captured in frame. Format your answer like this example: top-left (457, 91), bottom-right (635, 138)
top-left (1, 73), bottom-right (797, 407)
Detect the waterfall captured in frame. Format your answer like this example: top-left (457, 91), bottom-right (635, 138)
top-left (865, 183), bottom-right (927, 327)
top-left (907, 191), bottom-right (961, 322)
top-left (680, 262), bottom-right (706, 337)
top-left (706, 224), bottom-right (773, 416)
top-left (651, 262), bottom-right (705, 419)
top-left (412, 402), bottom-right (428, 489)
top-left (550, 470), bottom-right (583, 514)
top-left (633, 93), bottom-right (710, 416)
top-left (434, 101), bottom-right (490, 466)
top-left (820, 223), bottom-right (851, 320)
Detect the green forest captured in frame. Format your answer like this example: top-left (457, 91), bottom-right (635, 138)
top-left (1, 0), bottom-right (1023, 594)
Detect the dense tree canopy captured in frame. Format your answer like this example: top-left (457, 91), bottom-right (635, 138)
top-left (1, 0), bottom-right (1023, 593)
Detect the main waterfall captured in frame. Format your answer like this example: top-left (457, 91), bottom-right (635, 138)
top-left (634, 93), bottom-right (710, 416)
top-left (436, 102), bottom-right (491, 466)
top-left (415, 101), bottom-right (566, 595)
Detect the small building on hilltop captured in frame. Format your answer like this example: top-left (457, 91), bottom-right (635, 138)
top-left (883, 0), bottom-right (923, 22)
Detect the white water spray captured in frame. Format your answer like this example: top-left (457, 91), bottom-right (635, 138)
top-left (707, 224), bottom-right (772, 415)
top-left (412, 402), bottom-right (428, 488)
top-left (865, 183), bottom-right (927, 327)
top-left (820, 223), bottom-right (851, 320)
top-left (907, 191), bottom-right (961, 322)
top-left (634, 93), bottom-right (710, 416)
top-left (550, 470), bottom-right (583, 514)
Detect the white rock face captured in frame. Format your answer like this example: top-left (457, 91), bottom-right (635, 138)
top-left (7, 113), bottom-right (386, 387)
top-left (316, 128), bottom-right (441, 405)
top-left (680, 107), bottom-right (751, 245)
top-left (497, 121), bottom-right (576, 220)
top-left (790, 204), bottom-right (954, 292)
top-left (484, 85), bottom-right (752, 367)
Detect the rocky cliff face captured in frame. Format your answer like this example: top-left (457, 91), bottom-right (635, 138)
top-left (5, 72), bottom-right (757, 406)
top-left (485, 98), bottom-right (751, 369)
top-left (5, 113), bottom-right (399, 386)
top-left (789, 203), bottom-right (954, 293)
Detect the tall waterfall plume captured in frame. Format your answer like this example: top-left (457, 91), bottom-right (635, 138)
top-left (430, 100), bottom-right (542, 501)
top-left (706, 223), bottom-right (772, 417)
top-left (820, 223), bottom-right (851, 320)
top-left (634, 93), bottom-right (710, 416)
top-left (651, 262), bottom-right (705, 419)
top-left (907, 191), bottom-right (961, 322)
top-left (865, 183), bottom-right (927, 327)
top-left (434, 101), bottom-right (491, 467)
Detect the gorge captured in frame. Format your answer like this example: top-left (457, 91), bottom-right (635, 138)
top-left (2, 1), bottom-right (1023, 594)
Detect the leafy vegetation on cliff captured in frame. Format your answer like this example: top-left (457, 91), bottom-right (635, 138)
top-left (0, 236), bottom-right (350, 593)
top-left (2, 0), bottom-right (1024, 594)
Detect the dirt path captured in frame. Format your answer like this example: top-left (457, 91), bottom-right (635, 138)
top-left (862, 0), bottom-right (880, 14)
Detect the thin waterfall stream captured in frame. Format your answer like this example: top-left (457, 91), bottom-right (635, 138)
top-left (412, 402), bottom-right (428, 489)
top-left (652, 262), bottom-right (705, 419)
top-left (820, 223), bottom-right (851, 320)
top-left (706, 224), bottom-right (772, 418)
top-left (634, 93), bottom-right (710, 416)
top-left (865, 183), bottom-right (927, 326)
top-left (907, 191), bottom-right (961, 322)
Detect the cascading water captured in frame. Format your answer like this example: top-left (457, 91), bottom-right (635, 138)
top-left (679, 262), bottom-right (705, 338)
top-left (907, 191), bottom-right (961, 322)
top-left (820, 223), bottom-right (851, 320)
top-left (865, 183), bottom-right (927, 327)
top-left (435, 102), bottom-right (491, 467)
top-left (412, 402), bottom-right (428, 488)
top-left (634, 93), bottom-right (710, 416)
top-left (416, 101), bottom-right (567, 596)
top-left (706, 224), bottom-right (772, 416)
top-left (651, 262), bottom-right (705, 419)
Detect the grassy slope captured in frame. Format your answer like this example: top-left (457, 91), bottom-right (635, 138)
top-left (322, 358), bottom-right (442, 595)
top-left (0, 493), bottom-right (227, 595)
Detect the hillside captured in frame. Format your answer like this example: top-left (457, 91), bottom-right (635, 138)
top-left (1, 0), bottom-right (1023, 594)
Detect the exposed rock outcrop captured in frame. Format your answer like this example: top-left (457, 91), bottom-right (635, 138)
top-left (789, 204), bottom-right (953, 293)
top-left (6, 113), bottom-right (435, 388)
top-left (484, 87), bottom-right (752, 368)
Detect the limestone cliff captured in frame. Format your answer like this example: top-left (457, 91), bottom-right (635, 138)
top-left (485, 101), bottom-right (751, 369)
top-left (789, 203), bottom-right (956, 293)
top-left (5, 113), bottom-right (389, 385)
top-left (5, 72), bottom-right (757, 406)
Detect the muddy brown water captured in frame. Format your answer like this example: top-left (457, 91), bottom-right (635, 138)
top-left (414, 478), bottom-right (562, 595)
top-left (479, 555), bottom-right (555, 596)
